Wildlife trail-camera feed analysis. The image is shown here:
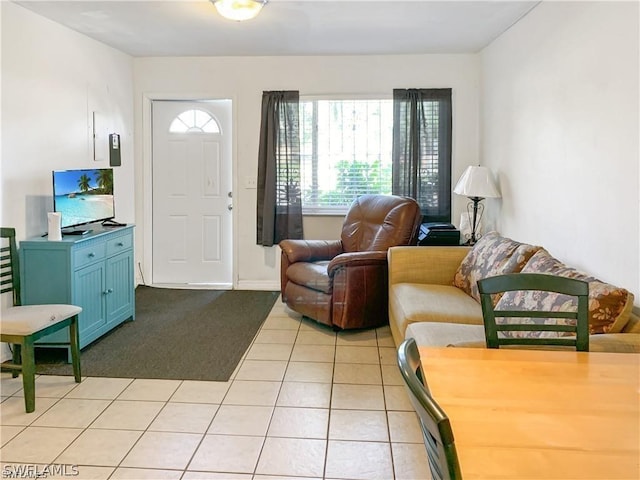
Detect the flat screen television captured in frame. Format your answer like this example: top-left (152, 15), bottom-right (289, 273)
top-left (52, 168), bottom-right (115, 231)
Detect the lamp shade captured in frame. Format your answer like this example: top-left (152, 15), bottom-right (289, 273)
top-left (453, 166), bottom-right (501, 199)
top-left (213, 0), bottom-right (267, 21)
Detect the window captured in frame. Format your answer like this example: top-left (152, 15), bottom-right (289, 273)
top-left (299, 98), bottom-right (393, 213)
top-left (169, 109), bottom-right (220, 133)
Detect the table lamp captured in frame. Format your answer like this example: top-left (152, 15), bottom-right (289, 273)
top-left (453, 165), bottom-right (501, 245)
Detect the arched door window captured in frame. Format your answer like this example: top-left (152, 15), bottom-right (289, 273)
top-left (169, 109), bottom-right (221, 133)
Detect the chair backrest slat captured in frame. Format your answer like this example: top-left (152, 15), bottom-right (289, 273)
top-left (478, 273), bottom-right (589, 352)
top-left (496, 324), bottom-right (578, 332)
top-left (398, 338), bottom-right (463, 480)
top-left (0, 227), bottom-right (21, 307)
top-left (493, 310), bottom-right (579, 319)
top-left (498, 337), bottom-right (579, 347)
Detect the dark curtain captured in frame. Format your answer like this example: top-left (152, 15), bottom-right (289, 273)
top-left (392, 88), bottom-right (452, 223)
top-left (256, 91), bottom-right (304, 246)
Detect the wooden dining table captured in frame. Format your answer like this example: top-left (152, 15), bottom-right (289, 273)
top-left (418, 346), bottom-right (640, 480)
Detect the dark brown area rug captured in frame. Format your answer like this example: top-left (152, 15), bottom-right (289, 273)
top-left (36, 286), bottom-right (279, 381)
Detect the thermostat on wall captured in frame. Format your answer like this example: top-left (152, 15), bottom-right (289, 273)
top-left (109, 133), bottom-right (121, 167)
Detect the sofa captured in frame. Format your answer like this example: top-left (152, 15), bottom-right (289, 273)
top-left (388, 232), bottom-right (640, 353)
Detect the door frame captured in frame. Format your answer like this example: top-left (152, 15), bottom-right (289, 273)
top-left (141, 93), bottom-right (238, 289)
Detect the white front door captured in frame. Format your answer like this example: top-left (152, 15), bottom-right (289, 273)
top-left (151, 100), bottom-right (233, 287)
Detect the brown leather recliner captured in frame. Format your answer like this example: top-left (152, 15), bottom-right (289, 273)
top-left (279, 194), bottom-right (423, 330)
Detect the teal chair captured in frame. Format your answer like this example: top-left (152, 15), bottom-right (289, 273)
top-left (398, 338), bottom-right (462, 480)
top-left (1, 227), bottom-right (82, 412)
top-left (477, 273), bottom-right (590, 351)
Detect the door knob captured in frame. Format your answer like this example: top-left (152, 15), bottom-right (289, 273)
top-left (228, 191), bottom-right (233, 198)
top-left (227, 204), bottom-right (233, 211)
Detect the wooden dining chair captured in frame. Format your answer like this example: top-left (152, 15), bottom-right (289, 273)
top-left (1, 227), bottom-right (82, 413)
top-left (398, 338), bottom-right (463, 480)
top-left (477, 273), bottom-right (590, 352)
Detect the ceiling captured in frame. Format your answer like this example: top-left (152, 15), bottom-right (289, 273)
top-left (14, 0), bottom-right (540, 57)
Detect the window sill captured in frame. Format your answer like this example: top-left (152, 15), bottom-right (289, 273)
top-left (302, 209), bottom-right (348, 217)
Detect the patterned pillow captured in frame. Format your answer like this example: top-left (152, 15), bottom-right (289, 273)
top-left (453, 232), bottom-right (542, 302)
top-left (495, 249), bottom-right (634, 337)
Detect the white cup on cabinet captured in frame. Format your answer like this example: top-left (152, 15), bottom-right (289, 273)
top-left (47, 212), bottom-right (62, 241)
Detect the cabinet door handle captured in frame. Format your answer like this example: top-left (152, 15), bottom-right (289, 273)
top-left (104, 288), bottom-right (114, 295)
top-left (88, 252), bottom-right (95, 258)
top-left (116, 242), bottom-right (124, 247)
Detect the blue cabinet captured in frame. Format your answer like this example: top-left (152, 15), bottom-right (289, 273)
top-left (19, 225), bottom-right (135, 350)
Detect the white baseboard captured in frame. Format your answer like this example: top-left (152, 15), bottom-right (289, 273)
top-left (146, 281), bottom-right (280, 291)
top-left (148, 283), bottom-right (233, 290)
top-left (236, 280), bottom-right (280, 291)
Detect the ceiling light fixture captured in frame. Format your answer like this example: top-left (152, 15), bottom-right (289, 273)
top-left (212, 0), bottom-right (268, 21)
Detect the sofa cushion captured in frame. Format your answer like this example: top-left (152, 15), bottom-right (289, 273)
top-left (405, 322), bottom-right (485, 348)
top-left (389, 283), bottom-right (483, 342)
top-left (405, 322), bottom-right (640, 353)
top-left (453, 232), bottom-right (541, 302)
top-left (622, 314), bottom-right (640, 333)
top-left (451, 334), bottom-right (640, 353)
top-left (495, 249), bottom-right (634, 336)
top-left (588, 333), bottom-right (640, 353)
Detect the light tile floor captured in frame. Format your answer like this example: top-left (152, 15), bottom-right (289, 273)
top-left (0, 299), bottom-right (430, 480)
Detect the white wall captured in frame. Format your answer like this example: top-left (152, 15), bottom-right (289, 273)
top-left (1, 2), bottom-right (134, 361)
top-left (134, 54), bottom-right (481, 289)
top-left (1, 2), bottom-right (135, 240)
top-left (481, 1), bottom-right (639, 301)
top-left (0, 2), bottom-right (3, 229)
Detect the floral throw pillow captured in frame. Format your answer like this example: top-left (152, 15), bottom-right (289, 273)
top-left (495, 249), bottom-right (633, 337)
top-left (453, 232), bottom-right (542, 302)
